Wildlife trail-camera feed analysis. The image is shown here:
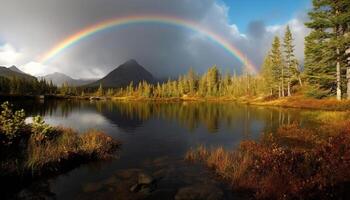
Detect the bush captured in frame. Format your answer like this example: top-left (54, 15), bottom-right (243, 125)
top-left (0, 102), bottom-right (26, 143)
top-left (80, 130), bottom-right (120, 159)
top-left (30, 116), bottom-right (56, 143)
top-left (186, 121), bottom-right (350, 199)
top-left (304, 85), bottom-right (330, 99)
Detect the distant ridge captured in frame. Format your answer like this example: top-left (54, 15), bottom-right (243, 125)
top-left (0, 66), bottom-right (37, 81)
top-left (87, 59), bottom-right (156, 88)
top-left (40, 72), bottom-right (97, 86)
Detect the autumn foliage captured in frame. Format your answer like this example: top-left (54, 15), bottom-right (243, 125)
top-left (186, 122), bottom-right (350, 199)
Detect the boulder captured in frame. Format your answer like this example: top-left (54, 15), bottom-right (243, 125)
top-left (138, 173), bottom-right (154, 185)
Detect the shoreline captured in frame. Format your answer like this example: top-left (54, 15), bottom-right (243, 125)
top-left (2, 94), bottom-right (350, 111)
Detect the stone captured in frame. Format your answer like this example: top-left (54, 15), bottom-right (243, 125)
top-left (138, 173), bottom-right (154, 185)
top-left (129, 184), bottom-right (141, 193)
top-left (175, 184), bottom-right (224, 200)
top-left (139, 185), bottom-right (153, 195)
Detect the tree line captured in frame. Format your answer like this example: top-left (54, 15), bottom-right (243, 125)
top-left (0, 76), bottom-right (57, 95)
top-left (261, 26), bottom-right (302, 98)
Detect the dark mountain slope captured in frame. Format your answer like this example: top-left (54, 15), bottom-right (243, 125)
top-left (0, 66), bottom-right (36, 81)
top-left (88, 59), bottom-right (156, 88)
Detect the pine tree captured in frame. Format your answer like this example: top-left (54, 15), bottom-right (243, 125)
top-left (347, 46), bottom-right (350, 99)
top-left (283, 25), bottom-right (299, 96)
top-left (261, 52), bottom-right (274, 95)
top-left (187, 68), bottom-right (197, 94)
top-left (305, 0), bottom-right (350, 100)
top-left (97, 83), bottom-right (104, 96)
top-left (270, 36), bottom-right (284, 97)
top-left (207, 66), bottom-right (220, 96)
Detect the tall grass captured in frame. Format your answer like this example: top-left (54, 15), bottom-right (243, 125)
top-left (257, 95), bottom-right (350, 111)
top-left (0, 102), bottom-right (120, 177)
top-left (26, 128), bottom-right (120, 173)
top-left (186, 121), bottom-right (350, 199)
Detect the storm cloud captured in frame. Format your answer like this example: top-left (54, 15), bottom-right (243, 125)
top-left (0, 0), bottom-right (309, 78)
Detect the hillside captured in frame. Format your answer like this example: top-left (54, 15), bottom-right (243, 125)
top-left (0, 66), bottom-right (37, 81)
top-left (9, 66), bottom-right (26, 74)
top-left (88, 59), bottom-right (156, 88)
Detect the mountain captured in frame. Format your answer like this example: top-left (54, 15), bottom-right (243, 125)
top-left (40, 72), bottom-right (97, 86)
top-left (9, 66), bottom-right (26, 74)
top-left (88, 59), bottom-right (156, 88)
top-left (0, 66), bottom-right (36, 81)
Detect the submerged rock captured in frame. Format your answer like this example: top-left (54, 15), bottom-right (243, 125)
top-left (175, 184), bottom-right (224, 200)
top-left (138, 173), bottom-right (154, 185)
top-left (129, 184), bottom-right (141, 192)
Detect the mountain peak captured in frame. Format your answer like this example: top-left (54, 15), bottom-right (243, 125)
top-left (119, 59), bottom-right (140, 69)
top-left (0, 66), bottom-right (36, 81)
top-left (88, 59), bottom-right (156, 88)
top-left (125, 59), bottom-right (138, 64)
top-left (9, 66), bottom-right (25, 74)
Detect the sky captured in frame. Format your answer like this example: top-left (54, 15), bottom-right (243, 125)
top-left (222, 0), bottom-right (310, 31)
top-left (0, 0), bottom-right (311, 79)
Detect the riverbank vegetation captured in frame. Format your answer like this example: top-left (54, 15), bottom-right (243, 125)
top-left (0, 101), bottom-right (120, 178)
top-left (243, 95), bottom-right (350, 111)
top-left (186, 120), bottom-right (350, 199)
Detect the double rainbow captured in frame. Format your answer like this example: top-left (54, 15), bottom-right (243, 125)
top-left (40, 15), bottom-right (257, 73)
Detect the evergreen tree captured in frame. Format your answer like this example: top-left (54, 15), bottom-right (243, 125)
top-left (97, 83), bottom-right (104, 96)
top-left (270, 36), bottom-right (285, 97)
top-left (187, 68), bottom-right (197, 94)
top-left (261, 52), bottom-right (274, 95)
top-left (283, 25), bottom-right (300, 96)
top-left (305, 0), bottom-right (350, 100)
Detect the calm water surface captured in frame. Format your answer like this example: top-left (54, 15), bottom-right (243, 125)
top-left (8, 100), bottom-right (324, 199)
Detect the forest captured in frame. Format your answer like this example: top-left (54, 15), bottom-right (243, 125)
top-left (0, 76), bottom-right (57, 95)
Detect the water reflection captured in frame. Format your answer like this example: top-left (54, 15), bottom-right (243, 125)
top-left (17, 100), bottom-right (311, 135)
top-left (5, 100), bottom-right (326, 199)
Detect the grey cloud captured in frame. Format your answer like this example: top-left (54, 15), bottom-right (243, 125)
top-left (247, 21), bottom-right (266, 39)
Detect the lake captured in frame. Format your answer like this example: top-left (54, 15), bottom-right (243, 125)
top-left (5, 100), bottom-right (325, 199)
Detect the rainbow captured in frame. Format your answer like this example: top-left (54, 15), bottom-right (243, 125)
top-left (40, 15), bottom-right (257, 73)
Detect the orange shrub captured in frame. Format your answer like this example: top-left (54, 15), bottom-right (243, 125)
top-left (186, 121), bottom-right (350, 199)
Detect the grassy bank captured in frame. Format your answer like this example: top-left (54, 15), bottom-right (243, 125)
top-left (111, 95), bottom-right (237, 102)
top-left (243, 95), bottom-right (350, 111)
top-left (0, 101), bottom-right (120, 180)
top-left (99, 95), bottom-right (350, 111)
top-left (186, 121), bottom-right (350, 199)
top-left (4, 93), bottom-right (350, 112)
